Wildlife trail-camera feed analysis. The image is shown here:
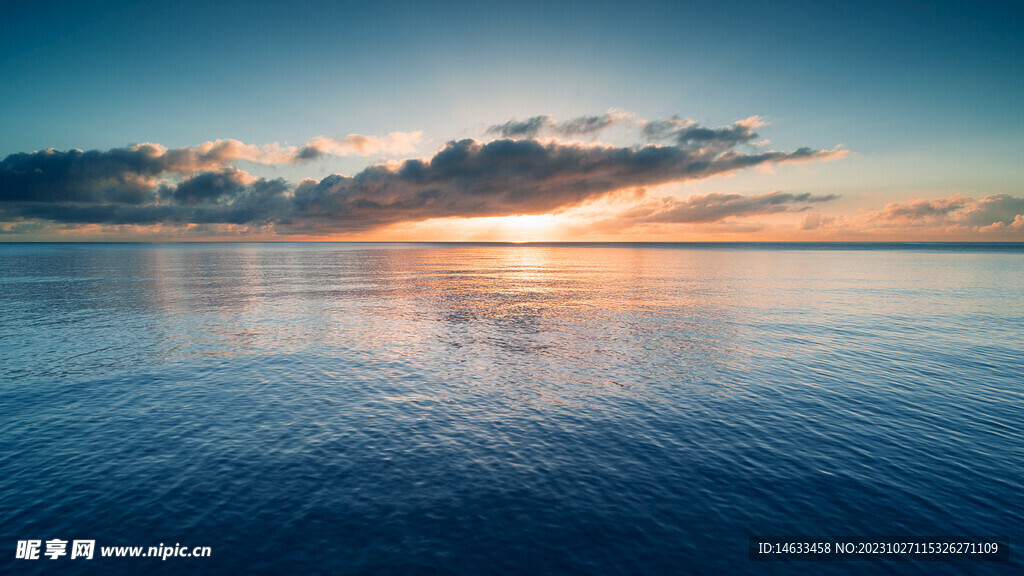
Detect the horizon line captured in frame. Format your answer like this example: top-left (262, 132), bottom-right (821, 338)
top-left (2, 240), bottom-right (1022, 246)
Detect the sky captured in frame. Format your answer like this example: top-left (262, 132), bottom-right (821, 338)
top-left (1, 0), bottom-right (1021, 241)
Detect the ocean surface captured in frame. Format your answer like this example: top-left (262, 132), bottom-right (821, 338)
top-left (1, 242), bottom-right (1021, 575)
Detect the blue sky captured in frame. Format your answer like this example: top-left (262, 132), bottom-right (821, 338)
top-left (1, 0), bottom-right (1021, 240)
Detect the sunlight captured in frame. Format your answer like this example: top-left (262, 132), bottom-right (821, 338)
top-left (499, 214), bottom-right (558, 243)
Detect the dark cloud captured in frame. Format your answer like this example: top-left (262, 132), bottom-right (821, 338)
top-left (287, 139), bottom-right (844, 230)
top-left (642, 116), bottom-right (763, 150)
top-left (487, 112), bottom-right (767, 146)
top-left (0, 144), bottom-right (278, 206)
top-left (295, 146), bottom-right (324, 161)
top-left (487, 112), bottom-right (631, 139)
top-left (642, 117), bottom-right (689, 141)
top-left (486, 116), bottom-right (552, 138)
top-left (0, 147), bottom-right (164, 204)
top-left (621, 190), bottom-right (839, 224)
top-left (0, 134), bottom-right (422, 208)
top-left (163, 168), bottom-right (251, 205)
top-left (3, 170), bottom-right (290, 226)
top-left (553, 113), bottom-right (622, 136)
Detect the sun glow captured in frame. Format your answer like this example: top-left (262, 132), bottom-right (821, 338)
top-left (370, 213), bottom-right (571, 242)
top-left (499, 214), bottom-right (559, 242)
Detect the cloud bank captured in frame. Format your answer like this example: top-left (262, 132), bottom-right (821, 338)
top-left (287, 138), bottom-right (843, 230)
top-left (783, 194), bottom-right (1024, 239)
top-left (869, 194), bottom-right (1024, 228)
top-left (1, 113), bottom-right (855, 236)
top-left (621, 191), bottom-right (839, 224)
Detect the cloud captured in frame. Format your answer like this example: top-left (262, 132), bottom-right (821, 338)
top-left (0, 147), bottom-right (163, 205)
top-left (642, 115), bottom-right (767, 150)
top-left (868, 194), bottom-right (1024, 229)
top-left (869, 195), bottom-right (969, 223)
top-left (1, 114), bottom-right (847, 234)
top-left (160, 132), bottom-right (423, 169)
top-left (486, 111), bottom-right (766, 145)
top-left (487, 116), bottom-right (552, 138)
top-left (553, 111), bottom-right (635, 136)
top-left (295, 132), bottom-right (423, 160)
top-left (788, 194), bottom-right (1024, 239)
top-left (287, 138), bottom-right (845, 230)
top-left (2, 170), bottom-right (292, 226)
top-left (486, 111), bottom-right (635, 139)
top-left (0, 131), bottom-right (419, 202)
top-left (798, 211), bottom-right (833, 231)
top-left (620, 190), bottom-right (839, 224)
top-left (162, 168), bottom-right (256, 205)
top-left (0, 133), bottom-right (421, 205)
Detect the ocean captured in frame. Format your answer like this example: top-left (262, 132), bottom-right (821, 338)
top-left (1, 243), bottom-right (1021, 575)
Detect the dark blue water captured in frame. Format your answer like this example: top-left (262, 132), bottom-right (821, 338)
top-left (1, 243), bottom-right (1021, 574)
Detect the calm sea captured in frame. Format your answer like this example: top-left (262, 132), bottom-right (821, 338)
top-left (1, 243), bottom-right (1021, 575)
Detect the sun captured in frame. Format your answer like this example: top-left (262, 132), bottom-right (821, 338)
top-left (498, 214), bottom-right (558, 242)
